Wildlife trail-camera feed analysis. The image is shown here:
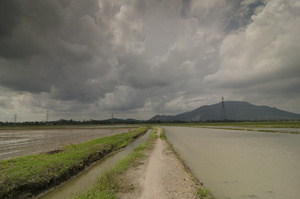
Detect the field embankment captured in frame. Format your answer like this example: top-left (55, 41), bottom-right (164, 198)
top-left (0, 126), bottom-right (138, 160)
top-left (0, 126), bottom-right (148, 199)
top-left (158, 121), bottom-right (300, 134)
top-left (74, 127), bottom-right (214, 199)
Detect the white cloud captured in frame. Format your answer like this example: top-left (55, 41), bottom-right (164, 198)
top-left (204, 0), bottom-right (300, 112)
top-left (205, 0), bottom-right (300, 88)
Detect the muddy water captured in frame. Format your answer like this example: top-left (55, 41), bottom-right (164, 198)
top-left (164, 126), bottom-right (300, 199)
top-left (36, 129), bottom-right (151, 199)
top-left (201, 126), bottom-right (300, 133)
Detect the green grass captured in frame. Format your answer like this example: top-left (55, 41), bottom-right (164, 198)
top-left (156, 121), bottom-right (300, 128)
top-left (74, 143), bottom-right (148, 199)
top-left (157, 121), bottom-right (300, 134)
top-left (197, 187), bottom-right (214, 199)
top-left (75, 126), bottom-right (215, 199)
top-left (74, 127), bottom-right (158, 199)
top-left (159, 128), bottom-right (167, 140)
top-left (0, 126), bottom-right (148, 199)
top-left (148, 126), bottom-right (158, 139)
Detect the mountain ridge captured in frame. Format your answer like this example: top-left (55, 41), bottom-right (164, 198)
top-left (149, 101), bottom-right (300, 121)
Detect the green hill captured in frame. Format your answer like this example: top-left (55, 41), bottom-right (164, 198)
top-left (150, 101), bottom-right (300, 121)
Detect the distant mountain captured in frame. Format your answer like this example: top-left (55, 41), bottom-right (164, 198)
top-left (149, 101), bottom-right (300, 121)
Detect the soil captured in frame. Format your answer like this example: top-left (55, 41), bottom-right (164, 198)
top-left (0, 127), bottom-right (135, 159)
top-left (119, 128), bottom-right (200, 199)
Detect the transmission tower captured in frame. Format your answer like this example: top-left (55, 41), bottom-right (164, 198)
top-left (14, 114), bottom-right (17, 123)
top-left (221, 97), bottom-right (227, 121)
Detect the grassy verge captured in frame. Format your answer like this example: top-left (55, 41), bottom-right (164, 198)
top-left (75, 126), bottom-right (214, 199)
top-left (74, 126), bottom-right (158, 199)
top-left (158, 121), bottom-right (300, 129)
top-left (0, 126), bottom-right (148, 199)
top-left (158, 121), bottom-right (300, 135)
top-left (160, 128), bottom-right (215, 199)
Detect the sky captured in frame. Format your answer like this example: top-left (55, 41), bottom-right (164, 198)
top-left (0, 0), bottom-right (300, 122)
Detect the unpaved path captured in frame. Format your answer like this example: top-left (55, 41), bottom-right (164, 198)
top-left (120, 128), bottom-right (200, 199)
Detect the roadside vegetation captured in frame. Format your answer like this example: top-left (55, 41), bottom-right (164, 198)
top-left (159, 121), bottom-right (300, 134)
top-left (75, 127), bottom-right (213, 199)
top-left (160, 121), bottom-right (300, 128)
top-left (74, 126), bottom-right (158, 199)
top-left (0, 126), bottom-right (148, 199)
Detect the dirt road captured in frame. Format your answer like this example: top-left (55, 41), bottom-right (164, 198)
top-left (120, 128), bottom-right (200, 199)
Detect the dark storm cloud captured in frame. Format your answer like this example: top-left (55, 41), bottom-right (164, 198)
top-left (0, 0), bottom-right (299, 122)
top-left (0, 0), bottom-right (109, 99)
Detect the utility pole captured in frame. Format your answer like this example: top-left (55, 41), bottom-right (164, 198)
top-left (221, 97), bottom-right (227, 121)
top-left (14, 114), bottom-right (17, 123)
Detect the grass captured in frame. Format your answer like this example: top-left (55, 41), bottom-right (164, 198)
top-left (74, 126), bottom-right (158, 199)
top-left (158, 121), bottom-right (300, 128)
top-left (197, 187), bottom-right (212, 198)
top-left (0, 126), bottom-right (148, 199)
top-left (157, 121), bottom-right (300, 134)
top-left (159, 128), bottom-right (167, 140)
top-left (74, 150), bottom-right (145, 199)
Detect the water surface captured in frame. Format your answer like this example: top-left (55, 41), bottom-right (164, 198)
top-left (36, 129), bottom-right (151, 199)
top-left (164, 126), bottom-right (300, 199)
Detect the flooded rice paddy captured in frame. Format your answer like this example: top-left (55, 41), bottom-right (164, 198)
top-left (164, 126), bottom-right (300, 199)
top-left (0, 126), bottom-right (137, 159)
top-left (201, 126), bottom-right (300, 134)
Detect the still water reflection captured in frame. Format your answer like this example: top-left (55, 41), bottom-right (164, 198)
top-left (164, 126), bottom-right (300, 199)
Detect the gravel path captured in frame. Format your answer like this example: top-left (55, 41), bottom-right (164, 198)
top-left (120, 128), bottom-right (200, 199)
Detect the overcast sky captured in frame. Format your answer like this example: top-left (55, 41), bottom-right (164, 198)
top-left (0, 0), bottom-right (300, 122)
